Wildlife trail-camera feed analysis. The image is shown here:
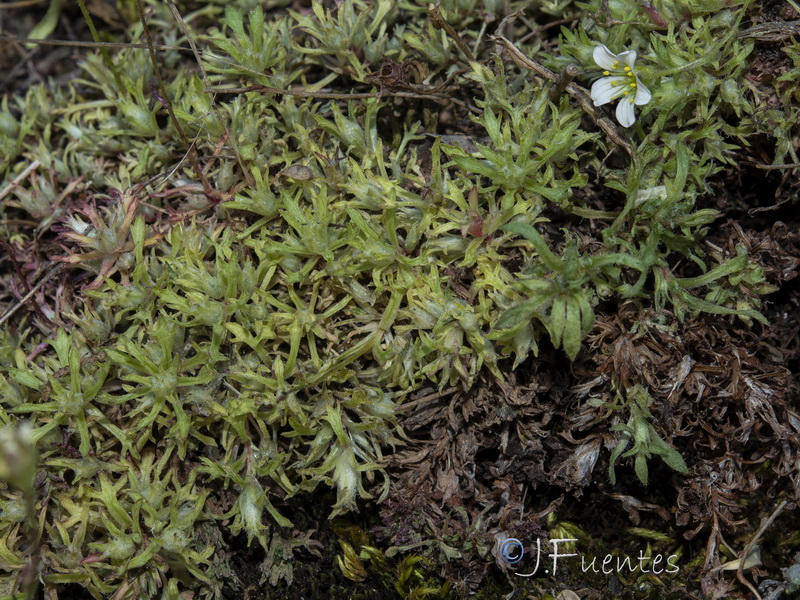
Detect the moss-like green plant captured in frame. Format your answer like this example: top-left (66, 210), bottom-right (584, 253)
top-left (1, 0), bottom-right (796, 597)
top-left (594, 383), bottom-right (688, 485)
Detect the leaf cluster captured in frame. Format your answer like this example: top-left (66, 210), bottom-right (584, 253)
top-left (0, 0), bottom-right (795, 596)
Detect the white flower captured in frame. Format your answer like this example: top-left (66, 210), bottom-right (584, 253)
top-left (590, 44), bottom-right (652, 128)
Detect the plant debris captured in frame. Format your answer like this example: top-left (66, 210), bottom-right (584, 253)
top-left (1, 0), bottom-right (799, 598)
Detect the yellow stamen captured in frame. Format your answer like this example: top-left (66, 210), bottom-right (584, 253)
top-left (630, 98), bottom-right (635, 103)
top-left (624, 66), bottom-right (631, 71)
top-left (630, 83), bottom-right (636, 87)
top-left (623, 90), bottom-right (629, 95)
top-left (612, 61), bottom-right (618, 68)
top-left (603, 70), bottom-right (610, 75)
top-left (611, 80), bottom-right (617, 85)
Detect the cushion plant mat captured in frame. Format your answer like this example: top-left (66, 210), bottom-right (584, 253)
top-left (1, 0), bottom-right (799, 599)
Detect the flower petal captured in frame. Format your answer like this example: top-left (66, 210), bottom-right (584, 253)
top-left (616, 50), bottom-right (638, 69)
top-left (634, 79), bottom-right (652, 105)
top-left (593, 45), bottom-right (618, 70)
top-left (591, 77), bottom-right (626, 106)
top-left (616, 97), bottom-right (637, 127)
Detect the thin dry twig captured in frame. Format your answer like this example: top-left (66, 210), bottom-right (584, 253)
top-left (399, 386), bottom-right (461, 412)
top-left (0, 0), bottom-right (43, 7)
top-left (0, 34), bottom-right (191, 52)
top-left (75, 0), bottom-right (123, 92)
top-left (428, 3), bottom-right (475, 62)
top-left (134, 0), bottom-right (214, 198)
top-left (747, 193), bottom-right (796, 216)
top-left (754, 162), bottom-right (800, 170)
top-left (165, 0), bottom-right (255, 189)
top-left (735, 500), bottom-right (788, 600)
top-left (203, 84), bottom-right (470, 109)
top-left (738, 21), bottom-right (800, 41)
top-left (0, 263), bottom-right (64, 329)
top-left (490, 34), bottom-right (633, 157)
top-left (518, 17), bottom-right (577, 44)
top-left (4, 36), bottom-right (45, 87)
top-left (549, 63), bottom-right (579, 102)
top-left (0, 159), bottom-right (40, 201)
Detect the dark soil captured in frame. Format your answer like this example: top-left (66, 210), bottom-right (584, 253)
top-left (2, 1), bottom-right (799, 599)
